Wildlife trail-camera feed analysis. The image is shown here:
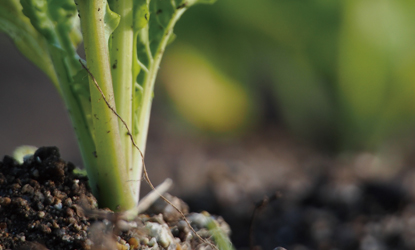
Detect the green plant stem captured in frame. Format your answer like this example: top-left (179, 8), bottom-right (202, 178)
top-left (77, 0), bottom-right (135, 211)
top-left (135, 8), bottom-right (186, 154)
top-left (46, 21), bottom-right (99, 198)
top-left (130, 7), bottom-right (186, 189)
top-left (110, 0), bottom-right (137, 203)
top-left (48, 47), bottom-right (99, 197)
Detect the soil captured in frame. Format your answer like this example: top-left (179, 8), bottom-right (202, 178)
top-left (0, 147), bottom-right (227, 250)
top-left (142, 121), bottom-right (415, 250)
top-left (2, 127), bottom-right (415, 250)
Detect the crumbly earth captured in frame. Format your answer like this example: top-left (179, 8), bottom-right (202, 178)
top-left (0, 147), bottom-right (226, 250)
top-left (0, 147), bottom-right (97, 249)
top-left (143, 122), bottom-right (415, 250)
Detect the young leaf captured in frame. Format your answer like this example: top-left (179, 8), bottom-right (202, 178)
top-left (103, 3), bottom-right (120, 43)
top-left (133, 0), bottom-right (150, 31)
top-left (20, 0), bottom-right (82, 75)
top-left (72, 68), bottom-right (94, 137)
top-left (20, 0), bottom-right (59, 45)
top-left (185, 0), bottom-right (217, 6)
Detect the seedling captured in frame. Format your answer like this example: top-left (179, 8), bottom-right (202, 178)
top-left (0, 0), bottom-right (215, 211)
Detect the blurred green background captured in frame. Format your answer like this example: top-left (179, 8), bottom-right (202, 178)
top-left (158, 0), bottom-right (415, 151)
top-left (2, 0), bottom-right (415, 159)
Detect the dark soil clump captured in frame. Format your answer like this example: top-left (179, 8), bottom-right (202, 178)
top-left (0, 147), bottom-right (97, 249)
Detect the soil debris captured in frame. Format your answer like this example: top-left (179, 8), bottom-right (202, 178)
top-left (0, 147), bottom-right (230, 250)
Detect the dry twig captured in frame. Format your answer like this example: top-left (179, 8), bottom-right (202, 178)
top-left (249, 192), bottom-right (282, 250)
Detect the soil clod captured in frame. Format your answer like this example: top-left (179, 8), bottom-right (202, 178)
top-left (0, 147), bottom-right (229, 250)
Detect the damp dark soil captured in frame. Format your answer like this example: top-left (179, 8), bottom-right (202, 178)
top-left (142, 121), bottom-right (415, 250)
top-left (0, 147), bottom-right (227, 250)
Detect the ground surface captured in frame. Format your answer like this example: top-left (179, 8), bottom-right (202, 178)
top-left (143, 121), bottom-right (415, 250)
top-left (0, 147), bottom-right (226, 250)
top-left (2, 114), bottom-right (415, 250)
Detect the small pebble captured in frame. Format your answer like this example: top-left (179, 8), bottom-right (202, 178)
top-left (62, 235), bottom-right (71, 242)
top-left (148, 237), bottom-right (157, 247)
top-left (11, 183), bottom-right (21, 190)
top-left (141, 238), bottom-right (149, 245)
top-left (38, 211), bottom-right (45, 218)
top-left (0, 197), bottom-right (11, 206)
top-left (54, 202), bottom-right (63, 210)
top-left (21, 184), bottom-right (34, 194)
top-left (66, 207), bottom-right (74, 217)
top-left (146, 222), bottom-right (172, 248)
top-left (128, 237), bottom-right (139, 248)
top-left (32, 169), bottom-right (40, 178)
top-left (36, 202), bottom-right (44, 210)
top-left (39, 224), bottom-right (51, 234)
top-left (64, 198), bottom-right (73, 206)
top-left (73, 223), bottom-right (82, 231)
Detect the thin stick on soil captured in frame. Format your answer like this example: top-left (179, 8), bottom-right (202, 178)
top-left (122, 178), bottom-right (173, 220)
top-left (249, 192), bottom-right (282, 250)
top-left (80, 60), bottom-right (219, 250)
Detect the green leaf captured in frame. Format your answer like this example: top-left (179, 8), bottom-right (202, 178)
top-left (71, 67), bottom-right (96, 146)
top-left (148, 0), bottom-right (175, 55)
top-left (132, 1), bottom-right (149, 138)
top-left (68, 18), bottom-right (82, 48)
top-left (19, 0), bottom-right (82, 76)
top-left (205, 214), bottom-right (234, 250)
top-left (20, 0), bottom-right (79, 45)
top-left (104, 2), bottom-right (120, 43)
top-left (47, 0), bottom-right (78, 30)
top-left (147, 0), bottom-right (215, 57)
top-left (133, 0), bottom-right (150, 31)
top-left (72, 68), bottom-right (90, 98)
top-left (133, 0), bottom-right (150, 78)
top-left (73, 168), bottom-right (87, 176)
top-left (131, 0), bottom-right (217, 150)
top-left (20, 0), bottom-right (58, 45)
top-left (176, 0), bottom-right (217, 7)
top-left (0, 0), bottom-right (58, 85)
top-left (133, 83), bottom-right (144, 136)
top-left (48, 0), bottom-right (81, 53)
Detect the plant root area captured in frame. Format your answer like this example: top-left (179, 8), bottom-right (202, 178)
top-left (0, 147), bottom-right (227, 250)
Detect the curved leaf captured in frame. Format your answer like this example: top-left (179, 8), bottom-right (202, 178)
top-left (20, 0), bottom-right (58, 45)
top-left (104, 2), bottom-right (120, 43)
top-left (133, 0), bottom-right (149, 31)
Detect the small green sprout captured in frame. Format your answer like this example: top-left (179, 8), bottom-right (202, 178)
top-left (12, 145), bottom-right (38, 164)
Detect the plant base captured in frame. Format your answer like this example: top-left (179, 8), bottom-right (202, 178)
top-left (0, 147), bottom-right (230, 250)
